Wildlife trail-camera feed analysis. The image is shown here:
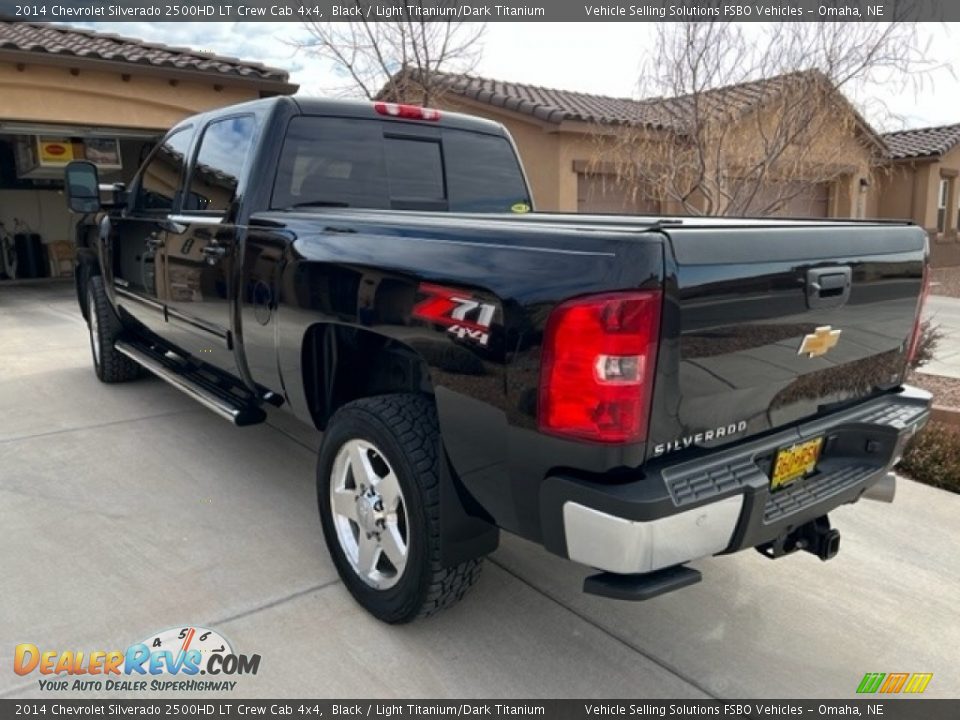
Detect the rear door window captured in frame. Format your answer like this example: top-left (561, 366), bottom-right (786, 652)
top-left (185, 115), bottom-right (256, 215)
top-left (272, 116), bottom-right (530, 213)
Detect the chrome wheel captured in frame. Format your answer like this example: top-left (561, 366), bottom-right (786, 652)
top-left (329, 439), bottom-right (409, 589)
top-left (87, 287), bottom-right (101, 368)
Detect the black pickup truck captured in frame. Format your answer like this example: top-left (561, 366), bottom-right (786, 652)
top-left (65, 96), bottom-right (932, 623)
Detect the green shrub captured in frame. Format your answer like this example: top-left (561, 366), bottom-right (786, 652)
top-left (897, 421), bottom-right (960, 493)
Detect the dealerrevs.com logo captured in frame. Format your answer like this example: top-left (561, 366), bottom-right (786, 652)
top-left (14, 626), bottom-right (260, 693)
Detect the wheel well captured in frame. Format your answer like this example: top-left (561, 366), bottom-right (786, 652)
top-left (301, 323), bottom-right (434, 431)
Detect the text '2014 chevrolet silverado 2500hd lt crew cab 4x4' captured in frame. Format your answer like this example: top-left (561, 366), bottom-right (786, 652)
top-left (64, 97), bottom-right (932, 623)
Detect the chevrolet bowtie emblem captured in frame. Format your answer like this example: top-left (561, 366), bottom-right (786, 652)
top-left (798, 326), bottom-right (842, 358)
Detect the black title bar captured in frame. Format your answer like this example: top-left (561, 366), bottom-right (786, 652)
top-left (4, 700), bottom-right (960, 719)
top-left (0, 0), bottom-right (955, 22)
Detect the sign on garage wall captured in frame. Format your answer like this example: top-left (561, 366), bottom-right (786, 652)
top-left (83, 138), bottom-right (122, 168)
top-left (14, 136), bottom-right (122, 180)
top-left (37, 137), bottom-right (75, 164)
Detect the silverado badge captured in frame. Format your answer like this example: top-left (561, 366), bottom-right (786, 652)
top-left (798, 326), bottom-right (842, 358)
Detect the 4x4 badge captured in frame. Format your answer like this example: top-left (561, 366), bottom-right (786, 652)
top-left (798, 326), bottom-right (842, 358)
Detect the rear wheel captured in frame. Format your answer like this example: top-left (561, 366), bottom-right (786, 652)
top-left (86, 275), bottom-right (142, 383)
top-left (317, 394), bottom-right (483, 623)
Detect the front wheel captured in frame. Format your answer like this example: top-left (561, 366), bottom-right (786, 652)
top-left (317, 394), bottom-right (483, 623)
top-left (86, 275), bottom-right (143, 383)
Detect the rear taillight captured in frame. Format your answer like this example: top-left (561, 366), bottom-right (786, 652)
top-left (906, 261), bottom-right (931, 365)
top-left (539, 291), bottom-right (662, 443)
top-left (374, 102), bottom-right (441, 121)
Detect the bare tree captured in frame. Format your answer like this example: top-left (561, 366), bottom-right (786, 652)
top-left (296, 2), bottom-right (485, 106)
top-left (599, 21), bottom-right (940, 217)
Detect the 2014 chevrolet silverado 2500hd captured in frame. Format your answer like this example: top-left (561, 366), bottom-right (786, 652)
top-left (64, 96), bottom-right (932, 623)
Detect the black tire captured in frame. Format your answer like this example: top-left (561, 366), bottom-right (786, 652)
top-left (86, 275), bottom-right (143, 383)
top-left (317, 393), bottom-right (483, 623)
top-left (76, 260), bottom-right (91, 322)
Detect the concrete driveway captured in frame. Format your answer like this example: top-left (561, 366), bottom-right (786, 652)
top-left (1, 281), bottom-right (958, 699)
top-left (922, 295), bottom-right (960, 378)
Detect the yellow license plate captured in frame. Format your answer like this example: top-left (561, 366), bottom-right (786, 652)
top-left (771, 437), bottom-right (824, 490)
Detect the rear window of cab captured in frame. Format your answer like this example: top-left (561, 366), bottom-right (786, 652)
top-left (271, 116), bottom-right (531, 213)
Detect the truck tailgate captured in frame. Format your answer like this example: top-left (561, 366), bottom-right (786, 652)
top-left (648, 223), bottom-right (927, 458)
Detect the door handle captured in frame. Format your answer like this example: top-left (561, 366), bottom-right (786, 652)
top-left (201, 243), bottom-right (227, 264)
top-left (806, 267), bottom-right (852, 309)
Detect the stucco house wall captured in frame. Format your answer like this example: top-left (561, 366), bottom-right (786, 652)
top-left (877, 141), bottom-right (960, 267)
top-left (0, 61), bottom-right (262, 131)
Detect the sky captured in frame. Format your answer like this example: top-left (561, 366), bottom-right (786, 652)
top-left (71, 21), bottom-right (960, 132)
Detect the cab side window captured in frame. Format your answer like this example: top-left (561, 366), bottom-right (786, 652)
top-left (184, 115), bottom-right (256, 215)
top-left (135, 128), bottom-right (192, 213)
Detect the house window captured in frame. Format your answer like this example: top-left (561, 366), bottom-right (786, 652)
top-left (937, 178), bottom-right (948, 232)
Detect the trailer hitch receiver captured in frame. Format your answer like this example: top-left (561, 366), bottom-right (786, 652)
top-left (757, 516), bottom-right (840, 562)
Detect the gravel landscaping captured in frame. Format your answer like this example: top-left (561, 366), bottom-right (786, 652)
top-left (908, 370), bottom-right (960, 408)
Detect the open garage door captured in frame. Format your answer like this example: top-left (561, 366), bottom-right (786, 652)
top-left (0, 123), bottom-right (158, 283)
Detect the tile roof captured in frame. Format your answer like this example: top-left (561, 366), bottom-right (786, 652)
top-left (436, 74), bottom-right (655, 126)
top-left (429, 70), bottom-right (832, 131)
top-left (882, 123), bottom-right (960, 159)
top-left (0, 21), bottom-right (290, 84)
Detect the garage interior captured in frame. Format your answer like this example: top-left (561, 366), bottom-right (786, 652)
top-left (0, 124), bottom-right (158, 282)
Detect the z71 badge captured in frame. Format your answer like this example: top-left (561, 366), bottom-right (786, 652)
top-left (412, 283), bottom-right (497, 347)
